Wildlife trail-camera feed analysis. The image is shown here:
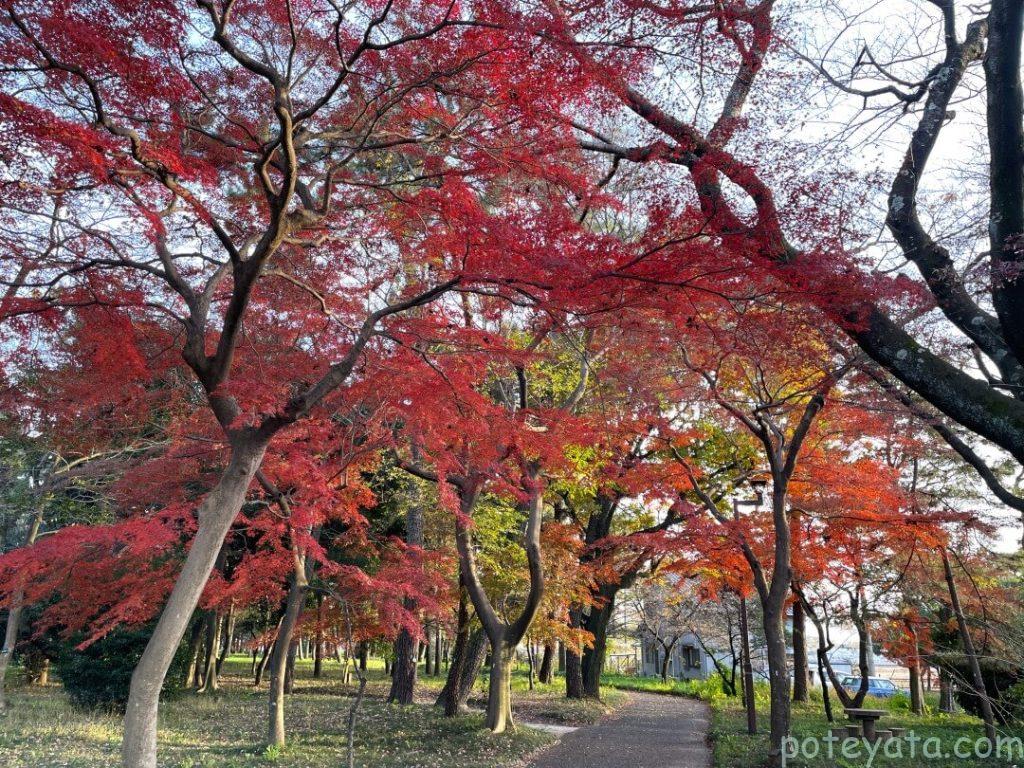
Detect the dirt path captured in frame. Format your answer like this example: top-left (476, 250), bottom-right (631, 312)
top-left (527, 692), bottom-right (712, 768)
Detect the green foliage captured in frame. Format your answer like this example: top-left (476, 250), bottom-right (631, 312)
top-left (708, 692), bottom-right (1023, 767)
top-left (54, 624), bottom-right (190, 712)
top-left (602, 672), bottom-right (757, 706)
top-left (888, 692), bottom-right (913, 712)
top-left (1002, 680), bottom-right (1024, 724)
top-left (261, 744), bottom-right (282, 762)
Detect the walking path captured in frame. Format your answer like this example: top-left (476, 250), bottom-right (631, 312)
top-left (527, 692), bottom-right (712, 768)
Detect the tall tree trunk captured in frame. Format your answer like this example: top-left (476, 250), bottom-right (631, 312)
top-left (538, 641), bottom-right (555, 684)
top-left (763, 600), bottom-right (791, 767)
top-left (184, 617), bottom-right (205, 689)
top-left (313, 594), bottom-right (324, 679)
top-left (791, 599), bottom-right (808, 702)
top-left (939, 669), bottom-right (955, 713)
top-left (284, 642), bottom-right (297, 694)
top-left (450, 471), bottom-right (545, 733)
top-left (0, 507), bottom-right (43, 712)
top-left (907, 622), bottom-right (924, 716)
top-left (388, 458), bottom-right (424, 704)
top-left (527, 642), bottom-right (535, 690)
top-left (485, 641), bottom-right (515, 732)
top-left (424, 623), bottom-right (434, 676)
top-left (564, 609), bottom-right (585, 699)
top-left (739, 594), bottom-right (757, 734)
top-left (794, 586), bottom-right (856, 710)
top-left (565, 649), bottom-right (584, 699)
top-left (267, 566), bottom-right (308, 747)
top-left (254, 618), bottom-right (280, 687)
top-left (434, 624), bottom-right (443, 677)
top-left (438, 628), bottom-right (487, 716)
top-left (122, 440), bottom-right (267, 768)
top-left (942, 550), bottom-right (996, 745)
top-left (437, 590), bottom-right (470, 712)
top-left (437, 578), bottom-right (473, 714)
top-left (817, 648), bottom-right (834, 723)
top-left (847, 589), bottom-right (871, 707)
top-left (197, 611), bottom-right (222, 693)
top-left (388, 630), bottom-right (418, 705)
top-left (581, 599), bottom-right (615, 698)
top-left (215, 603), bottom-right (236, 677)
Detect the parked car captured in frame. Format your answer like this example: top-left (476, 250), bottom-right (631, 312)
top-left (840, 676), bottom-right (902, 698)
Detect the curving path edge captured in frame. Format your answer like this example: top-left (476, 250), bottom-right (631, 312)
top-left (527, 691), bottom-right (712, 768)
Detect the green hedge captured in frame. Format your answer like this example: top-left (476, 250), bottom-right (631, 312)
top-left (54, 624), bottom-right (190, 712)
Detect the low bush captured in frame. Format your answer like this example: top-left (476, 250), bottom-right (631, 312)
top-left (54, 624), bottom-right (190, 712)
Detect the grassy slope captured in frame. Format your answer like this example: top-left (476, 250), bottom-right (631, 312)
top-left (709, 692), bottom-right (1024, 768)
top-left (604, 673), bottom-right (1024, 768)
top-left (0, 656), bottom-right (623, 768)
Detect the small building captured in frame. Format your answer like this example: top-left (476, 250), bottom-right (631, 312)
top-left (638, 631), bottom-right (722, 680)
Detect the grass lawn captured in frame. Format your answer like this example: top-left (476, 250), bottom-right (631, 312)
top-left (0, 655), bottom-right (623, 768)
top-left (711, 693), bottom-right (1024, 767)
top-left (605, 672), bottom-right (1024, 767)
top-left (601, 672), bottom-right (720, 698)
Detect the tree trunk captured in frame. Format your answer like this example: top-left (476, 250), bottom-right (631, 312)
top-left (438, 628), bottom-right (486, 717)
top-left (739, 594), bottom-right (757, 735)
top-left (254, 620), bottom-right (279, 687)
top-left (312, 594), bottom-right (324, 679)
top-left (817, 648), bottom-right (834, 723)
top-left (284, 642), bottom-right (297, 694)
top-left (791, 599), bottom-right (808, 702)
top-left (763, 602), bottom-right (791, 768)
top-left (346, 675), bottom-right (367, 768)
top-left (580, 590), bottom-right (619, 698)
top-left (907, 623), bottom-right (924, 716)
top-left (122, 439), bottom-right (267, 768)
top-left (215, 604), bottom-right (235, 677)
top-left (389, 449), bottom-right (425, 704)
top-left (909, 662), bottom-right (923, 715)
top-left (388, 629), bottom-right (418, 705)
top-left (850, 586), bottom-right (873, 705)
top-left (197, 610), bottom-right (222, 693)
top-left (527, 642), bottom-right (535, 690)
top-left (538, 642), bottom-right (555, 684)
top-left (940, 669), bottom-right (955, 713)
top-left (942, 550), bottom-right (996, 745)
top-left (267, 571), bottom-right (307, 747)
top-left (437, 610), bottom-right (469, 712)
top-left (486, 642), bottom-right (515, 733)
top-left (0, 508), bottom-right (44, 712)
top-left (358, 642), bottom-right (368, 672)
top-left (434, 625), bottom-right (443, 677)
top-left (450, 473), bottom-right (545, 733)
top-left (424, 623), bottom-right (433, 676)
top-left (565, 647), bottom-right (584, 699)
top-left (660, 647), bottom-right (671, 682)
top-left (794, 586), bottom-right (856, 711)
top-left (437, 582), bottom-right (472, 713)
top-left (184, 617), bottom-right (205, 689)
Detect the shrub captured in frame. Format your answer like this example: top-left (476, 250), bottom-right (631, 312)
top-left (54, 624), bottom-right (190, 712)
top-left (888, 692), bottom-right (912, 712)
